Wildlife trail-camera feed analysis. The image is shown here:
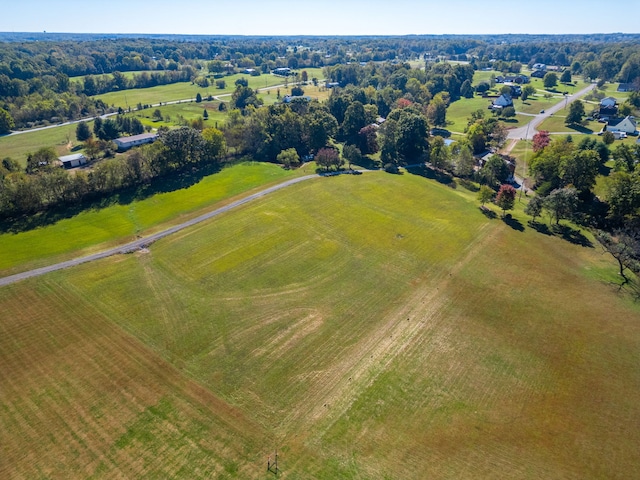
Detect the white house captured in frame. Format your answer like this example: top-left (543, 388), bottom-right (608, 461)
top-left (114, 133), bottom-right (158, 151)
top-left (490, 94), bottom-right (513, 110)
top-left (58, 153), bottom-right (87, 168)
top-left (606, 116), bottom-right (637, 135)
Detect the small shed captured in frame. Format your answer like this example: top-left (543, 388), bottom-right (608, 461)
top-left (58, 153), bottom-right (87, 168)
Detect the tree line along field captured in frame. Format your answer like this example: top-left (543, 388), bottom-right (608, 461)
top-left (1, 171), bottom-right (639, 478)
top-left (94, 68), bottom-right (325, 109)
top-left (0, 162), bottom-right (309, 276)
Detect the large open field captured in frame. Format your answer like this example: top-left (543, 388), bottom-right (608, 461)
top-left (95, 69), bottom-right (325, 109)
top-left (0, 162), bottom-right (303, 276)
top-left (0, 122), bottom-right (91, 166)
top-left (2, 171), bottom-right (639, 478)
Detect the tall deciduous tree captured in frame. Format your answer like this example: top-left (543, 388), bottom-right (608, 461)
top-left (277, 148), bottom-right (300, 169)
top-left (396, 111), bottom-right (429, 162)
top-left (315, 147), bottom-right (343, 171)
top-left (544, 187), bottom-right (578, 224)
top-left (342, 101), bottom-right (367, 145)
top-left (0, 108), bottom-right (15, 134)
top-left (565, 100), bottom-right (585, 126)
top-left (543, 72), bottom-right (558, 89)
top-left (478, 185), bottom-right (494, 206)
top-left (532, 130), bottom-right (551, 152)
top-left (495, 184), bottom-right (517, 216)
top-left (524, 195), bottom-right (545, 222)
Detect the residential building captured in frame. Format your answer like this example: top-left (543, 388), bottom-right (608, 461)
top-left (114, 132), bottom-right (158, 151)
top-left (605, 116), bottom-right (637, 135)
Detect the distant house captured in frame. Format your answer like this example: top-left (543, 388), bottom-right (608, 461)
top-left (531, 70), bottom-right (546, 79)
top-left (272, 67), bottom-right (292, 76)
top-left (618, 83), bottom-right (640, 92)
top-left (490, 94), bottom-right (513, 110)
top-left (508, 85), bottom-right (522, 98)
top-left (605, 116), bottom-right (637, 135)
top-left (532, 63), bottom-right (547, 71)
top-left (599, 97), bottom-right (618, 116)
top-left (114, 132), bottom-right (158, 151)
top-left (58, 153), bottom-right (87, 169)
top-left (325, 82), bottom-right (340, 88)
top-left (496, 74), bottom-right (529, 85)
top-left (282, 95), bottom-right (311, 103)
top-left (243, 68), bottom-right (256, 74)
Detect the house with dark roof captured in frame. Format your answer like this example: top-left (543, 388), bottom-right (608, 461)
top-left (617, 83), bottom-right (639, 92)
top-left (114, 133), bottom-right (158, 151)
top-left (599, 97), bottom-right (618, 116)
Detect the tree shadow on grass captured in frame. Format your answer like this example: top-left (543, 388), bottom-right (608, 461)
top-left (528, 220), bottom-right (553, 236)
top-left (350, 155), bottom-right (380, 171)
top-left (568, 124), bottom-right (594, 134)
top-left (0, 162), bottom-right (223, 235)
top-left (502, 214), bottom-right (525, 231)
top-left (527, 219), bottom-right (593, 247)
top-left (551, 223), bottom-right (593, 247)
top-left (479, 206), bottom-right (497, 219)
top-left (406, 164), bottom-right (455, 187)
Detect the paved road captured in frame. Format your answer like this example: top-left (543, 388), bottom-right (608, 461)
top-left (508, 83), bottom-right (596, 141)
top-left (3, 80), bottom-right (315, 137)
top-left (0, 173), bottom-right (327, 287)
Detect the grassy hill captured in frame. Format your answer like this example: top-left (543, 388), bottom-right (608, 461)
top-left (1, 171), bottom-right (639, 478)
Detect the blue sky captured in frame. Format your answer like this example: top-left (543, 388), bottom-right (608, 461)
top-left (2, 0), bottom-right (639, 36)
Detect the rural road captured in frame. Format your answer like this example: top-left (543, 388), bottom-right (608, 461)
top-left (0, 172), bottom-right (332, 287)
top-left (3, 80), bottom-right (316, 137)
top-left (507, 83), bottom-right (596, 141)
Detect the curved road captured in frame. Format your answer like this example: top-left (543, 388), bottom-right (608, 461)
top-left (0, 172), bottom-right (328, 287)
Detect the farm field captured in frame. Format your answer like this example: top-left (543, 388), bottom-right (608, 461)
top-left (0, 162), bottom-right (302, 276)
top-left (126, 100), bottom-right (229, 129)
top-left (1, 171), bottom-right (640, 478)
top-left (0, 122), bottom-right (92, 166)
top-left (95, 69), bottom-right (325, 108)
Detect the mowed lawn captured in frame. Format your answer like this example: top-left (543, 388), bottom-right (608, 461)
top-left (95, 68), bottom-right (325, 108)
top-left (0, 122), bottom-right (92, 166)
top-left (1, 172), bottom-right (639, 478)
top-left (0, 162), bottom-right (300, 276)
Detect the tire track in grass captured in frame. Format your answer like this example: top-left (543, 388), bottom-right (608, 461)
top-left (284, 222), bottom-right (496, 441)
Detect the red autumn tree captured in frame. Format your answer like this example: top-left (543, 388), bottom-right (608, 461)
top-left (532, 130), bottom-right (551, 153)
top-left (495, 184), bottom-right (517, 216)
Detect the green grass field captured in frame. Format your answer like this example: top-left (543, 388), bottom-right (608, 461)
top-left (95, 69), bottom-right (325, 109)
top-left (446, 96), bottom-right (528, 133)
top-left (537, 114), bottom-right (603, 133)
top-left (127, 100), bottom-right (229, 129)
top-left (0, 122), bottom-right (93, 165)
top-left (1, 171), bottom-right (640, 478)
top-left (0, 162), bottom-right (303, 276)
